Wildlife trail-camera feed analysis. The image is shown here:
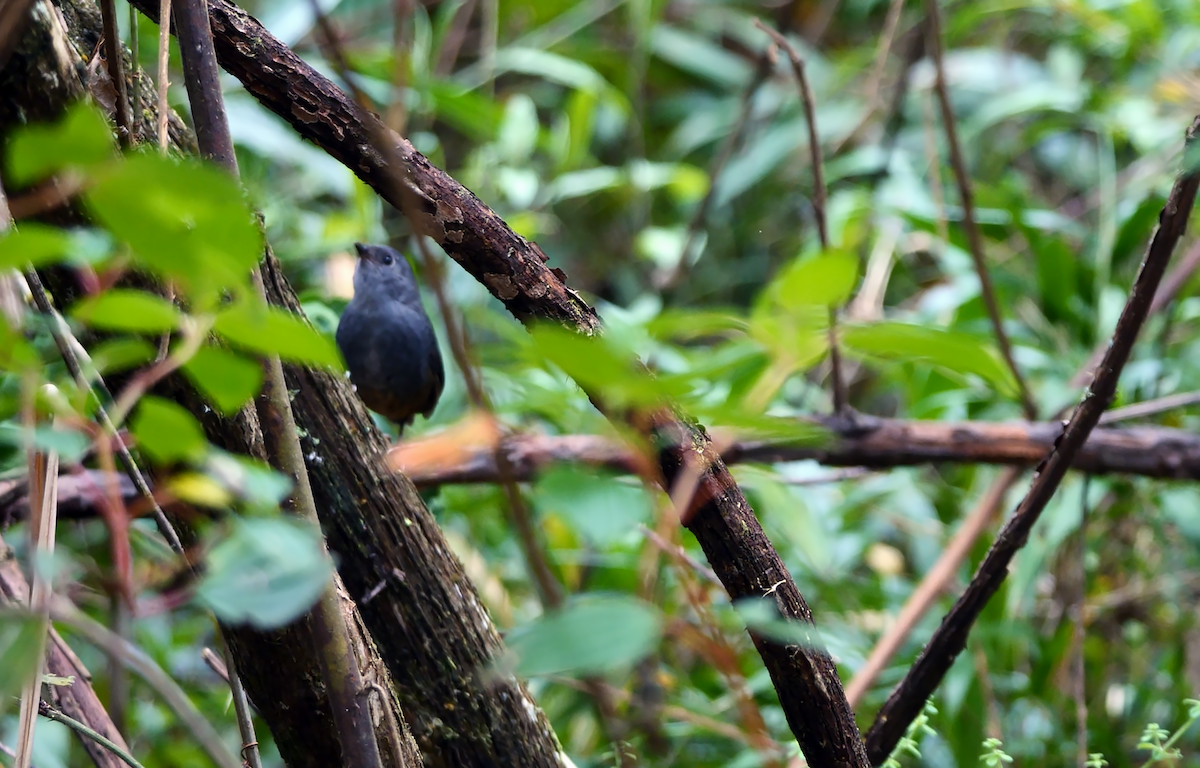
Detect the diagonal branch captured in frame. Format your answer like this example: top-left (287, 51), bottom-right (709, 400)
top-left (926, 0), bottom-right (1036, 419)
top-left (862, 114), bottom-right (1200, 764)
top-left (169, 0), bottom-right (381, 764)
top-left (121, 0), bottom-right (869, 763)
top-left (753, 20), bottom-right (848, 414)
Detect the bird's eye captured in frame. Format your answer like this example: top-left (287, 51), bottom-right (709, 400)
top-left (381, 253), bottom-right (394, 266)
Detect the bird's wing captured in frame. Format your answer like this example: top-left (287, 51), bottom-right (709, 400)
top-left (420, 344), bottom-right (446, 419)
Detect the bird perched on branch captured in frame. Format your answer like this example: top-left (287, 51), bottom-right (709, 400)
top-left (336, 242), bottom-right (444, 429)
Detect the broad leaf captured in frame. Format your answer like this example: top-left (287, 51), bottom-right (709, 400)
top-left (89, 337), bottom-right (157, 375)
top-left (85, 154), bottom-right (262, 308)
top-left (182, 345), bottom-right (264, 415)
top-left (213, 301), bottom-right (343, 370)
top-left (505, 595), bottom-right (662, 677)
top-left (842, 322), bottom-right (1019, 395)
top-left (532, 466), bottom-right (651, 546)
top-left (0, 613), bottom-right (43, 697)
top-left (6, 103), bottom-right (114, 185)
top-left (130, 396), bottom-right (207, 464)
top-left (772, 250), bottom-right (860, 309)
top-left (196, 518), bottom-right (332, 629)
top-left (0, 224), bottom-right (71, 270)
top-left (72, 289), bottom-right (181, 333)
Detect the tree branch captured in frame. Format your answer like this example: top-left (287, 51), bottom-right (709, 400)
top-left (170, 0), bottom-right (381, 763)
top-left (389, 415), bottom-right (1200, 485)
top-left (862, 114), bottom-right (1200, 764)
top-left (926, 0), bottom-right (1036, 419)
top-left (123, 1), bottom-right (871, 764)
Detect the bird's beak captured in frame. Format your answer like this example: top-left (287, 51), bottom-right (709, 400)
top-left (353, 242), bottom-right (368, 260)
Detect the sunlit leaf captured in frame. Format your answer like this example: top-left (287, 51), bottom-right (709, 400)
top-left (168, 472), bottom-right (234, 508)
top-left (0, 224), bottom-right (72, 270)
top-left (85, 154), bottom-right (262, 308)
top-left (196, 518), bottom-right (332, 629)
top-left (772, 250), bottom-right (860, 309)
top-left (89, 337), bottom-right (157, 375)
top-left (6, 103), bottom-right (115, 185)
top-left (504, 595), bottom-right (662, 676)
top-left (532, 466), bottom-right (651, 546)
top-left (182, 345), bottom-right (264, 415)
top-left (213, 301), bottom-right (344, 371)
top-left (72, 289), bottom-right (182, 333)
top-left (529, 324), bottom-right (682, 407)
top-left (842, 322), bottom-right (1019, 395)
top-left (130, 396), bottom-right (207, 464)
top-left (204, 452), bottom-right (292, 508)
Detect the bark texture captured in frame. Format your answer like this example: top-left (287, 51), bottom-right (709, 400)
top-left (391, 415), bottom-right (1200, 486)
top-left (120, 0), bottom-right (871, 763)
top-left (0, 5), bottom-right (422, 768)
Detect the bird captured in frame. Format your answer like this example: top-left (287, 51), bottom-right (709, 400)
top-left (335, 242), bottom-right (444, 429)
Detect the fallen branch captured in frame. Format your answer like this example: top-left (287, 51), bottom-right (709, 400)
top-left (389, 415), bottom-right (1200, 486)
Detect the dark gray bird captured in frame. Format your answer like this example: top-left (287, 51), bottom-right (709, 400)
top-left (336, 242), bottom-right (444, 428)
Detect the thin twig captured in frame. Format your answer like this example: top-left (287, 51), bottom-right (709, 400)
top-left (108, 318), bottom-right (208, 425)
top-left (1070, 239), bottom-right (1200, 391)
top-left (638, 524), bottom-right (721, 588)
top-left (155, 0), bottom-right (171, 150)
top-left (754, 20), bottom-right (847, 414)
top-left (21, 269), bottom-right (185, 555)
top-left (170, 0), bottom-right (380, 763)
top-left (1098, 390), bottom-right (1200, 424)
top-left (864, 0), bottom-right (906, 113)
top-left (99, 0), bottom-right (132, 147)
top-left (657, 0), bottom-right (812, 290)
top-left (219, 635), bottom-right (264, 768)
top-left (7, 173), bottom-right (87, 220)
top-left (16, 385), bottom-right (58, 768)
top-left (1072, 475), bottom-right (1090, 768)
top-left (842, 466), bottom-right (1019, 707)
top-left (50, 600), bottom-right (240, 768)
top-left (38, 703), bottom-right (146, 768)
top-left (926, 0), bottom-right (1036, 420)
top-left (863, 114), bottom-right (1200, 763)
top-left (129, 2), bottom-right (140, 140)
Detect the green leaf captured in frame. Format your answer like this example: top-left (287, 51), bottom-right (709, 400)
top-left (182, 345), bottom-right (264, 415)
top-left (31, 426), bottom-right (90, 461)
top-left (204, 452), bottom-right (292, 508)
top-left (84, 154), bottom-right (262, 308)
top-left (130, 396), bottom-right (207, 464)
top-left (0, 613), bottom-right (43, 697)
top-left (842, 322), bottom-right (1018, 395)
top-left (0, 425), bottom-right (90, 462)
top-left (0, 224), bottom-right (71, 270)
top-left (0, 315), bottom-right (40, 372)
top-left (529, 323), bottom-right (680, 407)
top-left (72, 289), bottom-right (182, 333)
top-left (532, 466), bottom-right (652, 546)
top-left (505, 595), bottom-right (662, 677)
top-left (213, 301), bottom-right (344, 370)
top-left (196, 518), bottom-right (332, 629)
top-left (6, 103), bottom-right (114, 185)
top-left (89, 337), bottom-right (157, 375)
top-left (772, 250), bottom-right (859, 308)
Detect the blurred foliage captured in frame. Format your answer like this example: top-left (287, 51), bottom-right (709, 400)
top-left (4, 0), bottom-right (1200, 766)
